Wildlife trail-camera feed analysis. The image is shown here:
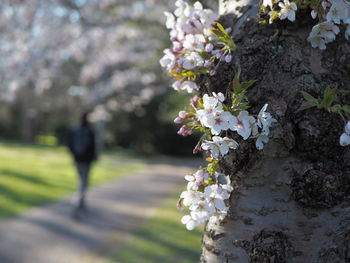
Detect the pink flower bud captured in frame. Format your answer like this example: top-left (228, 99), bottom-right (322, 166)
top-left (224, 54), bottom-right (232, 63)
top-left (210, 69), bottom-right (217, 76)
top-left (174, 117), bottom-right (183, 124)
top-left (177, 125), bottom-right (192, 136)
top-left (177, 127), bottom-right (185, 136)
top-left (205, 43), bottom-right (214, 52)
top-left (177, 199), bottom-right (184, 211)
top-left (215, 52), bottom-right (222, 59)
top-left (190, 95), bottom-right (200, 107)
top-left (204, 60), bottom-right (212, 68)
top-left (193, 145), bottom-right (201, 154)
top-left (185, 129), bottom-right (193, 136)
top-left (322, 1), bottom-right (328, 10)
top-left (311, 10), bottom-right (317, 19)
top-left (225, 27), bottom-right (232, 34)
top-left (178, 111), bottom-right (187, 118)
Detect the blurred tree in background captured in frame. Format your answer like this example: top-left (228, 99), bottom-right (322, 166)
top-left (0, 0), bottom-right (198, 155)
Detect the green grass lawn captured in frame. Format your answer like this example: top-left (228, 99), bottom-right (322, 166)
top-left (0, 142), bottom-right (145, 219)
top-left (108, 193), bottom-right (203, 263)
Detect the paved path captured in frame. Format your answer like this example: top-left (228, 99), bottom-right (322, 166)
top-left (0, 159), bottom-right (201, 263)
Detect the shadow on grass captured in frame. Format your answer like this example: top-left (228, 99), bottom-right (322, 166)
top-left (0, 169), bottom-right (72, 218)
top-left (110, 208), bottom-right (202, 263)
top-left (0, 169), bottom-right (54, 186)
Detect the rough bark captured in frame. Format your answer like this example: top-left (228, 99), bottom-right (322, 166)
top-left (200, 1), bottom-right (350, 262)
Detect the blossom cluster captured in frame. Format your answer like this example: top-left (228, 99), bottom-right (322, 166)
top-left (176, 92), bottom-right (276, 152)
top-left (262, 0), bottom-right (298, 23)
top-left (260, 0), bottom-right (350, 50)
top-left (174, 92), bottom-right (275, 230)
top-left (180, 169), bottom-right (233, 230)
top-left (159, 0), bottom-right (235, 93)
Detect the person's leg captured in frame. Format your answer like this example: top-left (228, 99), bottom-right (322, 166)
top-left (76, 162), bottom-right (91, 209)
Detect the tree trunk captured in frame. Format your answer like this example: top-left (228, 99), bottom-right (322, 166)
top-left (19, 88), bottom-right (36, 143)
top-left (200, 1), bottom-right (350, 262)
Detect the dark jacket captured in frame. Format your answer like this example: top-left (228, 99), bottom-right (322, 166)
top-left (68, 124), bottom-right (96, 163)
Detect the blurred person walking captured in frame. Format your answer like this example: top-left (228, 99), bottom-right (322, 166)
top-left (68, 112), bottom-right (97, 214)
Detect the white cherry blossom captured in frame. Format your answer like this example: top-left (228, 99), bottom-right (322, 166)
top-left (278, 0), bottom-right (298, 22)
top-left (201, 139), bottom-right (220, 158)
top-left (164, 11), bottom-right (176, 29)
top-left (159, 49), bottom-right (176, 72)
top-left (206, 111), bottom-right (237, 135)
top-left (345, 2), bottom-right (350, 24)
top-left (257, 104), bottom-right (276, 135)
top-left (201, 136), bottom-right (239, 159)
top-left (189, 201), bottom-right (212, 223)
top-left (174, 0), bottom-right (186, 17)
top-left (181, 212), bottom-right (200, 230)
top-left (196, 93), bottom-right (224, 128)
top-left (183, 34), bottom-right (206, 52)
top-left (199, 9), bottom-right (218, 27)
top-left (180, 80), bottom-right (198, 93)
top-left (340, 133), bottom-right (350, 146)
top-left (184, 169), bottom-right (210, 190)
top-left (172, 80), bottom-right (182, 91)
top-left (204, 185), bottom-right (226, 210)
top-left (180, 189), bottom-right (200, 206)
top-left (211, 92), bottom-right (225, 103)
top-left (326, 0), bottom-right (349, 24)
top-left (221, 183), bottom-right (234, 194)
top-left (345, 120), bottom-right (350, 134)
top-left (307, 21), bottom-right (340, 49)
top-left (202, 94), bottom-right (219, 110)
top-left (340, 121), bottom-right (350, 146)
top-left (263, 0), bottom-right (274, 8)
top-left (346, 24), bottom-right (350, 40)
top-left (184, 174), bottom-right (199, 190)
top-left (182, 51), bottom-right (204, 70)
top-left (230, 111), bottom-right (256, 140)
top-left (256, 134), bottom-right (269, 150)
top-left (308, 35), bottom-right (328, 49)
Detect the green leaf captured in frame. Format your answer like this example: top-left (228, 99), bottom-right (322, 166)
top-left (232, 65), bottom-right (242, 93)
top-left (301, 91), bottom-right (319, 106)
top-left (342, 105), bottom-right (350, 113)
top-left (329, 104), bottom-right (342, 114)
top-left (241, 80), bottom-right (256, 90)
top-left (210, 28), bottom-right (222, 37)
top-left (215, 22), bottom-right (227, 36)
top-left (320, 87), bottom-right (337, 109)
